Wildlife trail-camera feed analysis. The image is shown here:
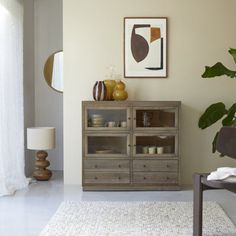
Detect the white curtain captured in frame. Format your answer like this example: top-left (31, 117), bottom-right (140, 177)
top-left (0, 0), bottom-right (29, 196)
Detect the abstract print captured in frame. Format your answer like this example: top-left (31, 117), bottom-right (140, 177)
top-left (124, 18), bottom-right (167, 78)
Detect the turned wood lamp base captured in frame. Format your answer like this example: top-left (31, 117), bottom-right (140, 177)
top-left (33, 150), bottom-right (52, 181)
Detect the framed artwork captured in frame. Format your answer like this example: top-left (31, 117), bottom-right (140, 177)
top-left (124, 17), bottom-right (168, 78)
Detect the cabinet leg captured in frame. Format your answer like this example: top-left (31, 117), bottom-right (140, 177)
top-left (193, 174), bottom-right (203, 236)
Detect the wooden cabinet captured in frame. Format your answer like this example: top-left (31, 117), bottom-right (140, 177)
top-left (82, 101), bottom-right (181, 190)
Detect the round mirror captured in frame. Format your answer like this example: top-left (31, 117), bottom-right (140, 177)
top-left (44, 51), bottom-right (63, 93)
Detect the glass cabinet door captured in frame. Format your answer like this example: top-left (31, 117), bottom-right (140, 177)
top-left (85, 134), bottom-right (130, 157)
top-left (85, 107), bottom-right (131, 130)
top-left (133, 107), bottom-right (178, 129)
top-left (133, 133), bottom-right (177, 157)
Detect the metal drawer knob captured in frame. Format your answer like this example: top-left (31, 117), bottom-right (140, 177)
top-left (118, 164), bottom-right (121, 168)
top-left (94, 176), bottom-right (98, 180)
top-left (143, 177), bottom-right (146, 180)
top-left (94, 165), bottom-right (98, 168)
top-left (118, 176), bottom-right (121, 180)
top-left (166, 176), bottom-right (170, 180)
top-left (143, 165), bottom-right (146, 168)
top-left (166, 164), bottom-right (170, 168)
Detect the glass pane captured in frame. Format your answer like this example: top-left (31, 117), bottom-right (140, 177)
top-left (87, 136), bottom-right (127, 155)
top-left (135, 135), bottom-right (175, 155)
top-left (87, 109), bottom-right (127, 128)
top-left (136, 109), bottom-right (175, 128)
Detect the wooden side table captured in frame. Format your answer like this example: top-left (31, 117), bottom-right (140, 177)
top-left (193, 173), bottom-right (236, 236)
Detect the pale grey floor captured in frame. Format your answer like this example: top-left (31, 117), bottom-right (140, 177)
top-left (0, 171), bottom-right (235, 236)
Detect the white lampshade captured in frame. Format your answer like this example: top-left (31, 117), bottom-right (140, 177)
top-left (27, 127), bottom-right (55, 150)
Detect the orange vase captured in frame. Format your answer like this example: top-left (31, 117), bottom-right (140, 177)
top-left (113, 80), bottom-right (128, 101)
top-left (104, 80), bottom-right (116, 100)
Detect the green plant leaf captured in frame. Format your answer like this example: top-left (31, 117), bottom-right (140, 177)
top-left (198, 102), bottom-right (227, 129)
top-left (222, 103), bottom-right (236, 126)
top-left (229, 48), bottom-right (236, 64)
top-left (202, 62), bottom-right (236, 78)
top-left (212, 131), bottom-right (219, 153)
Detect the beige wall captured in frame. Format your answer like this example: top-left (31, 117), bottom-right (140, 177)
top-left (24, 0), bottom-right (63, 176)
top-left (64, 0), bottom-right (236, 185)
top-left (24, 0), bottom-right (35, 176)
top-left (35, 0), bottom-right (63, 170)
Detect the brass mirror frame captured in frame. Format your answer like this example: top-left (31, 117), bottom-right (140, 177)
top-left (44, 50), bottom-right (63, 93)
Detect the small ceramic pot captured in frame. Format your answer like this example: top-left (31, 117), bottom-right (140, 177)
top-left (148, 146), bottom-right (156, 154)
top-left (108, 121), bottom-right (116, 127)
top-left (142, 146), bottom-right (149, 154)
top-left (121, 121), bottom-right (127, 128)
top-left (157, 146), bottom-right (164, 154)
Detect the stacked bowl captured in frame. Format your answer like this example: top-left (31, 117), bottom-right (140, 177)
top-left (91, 114), bottom-right (104, 127)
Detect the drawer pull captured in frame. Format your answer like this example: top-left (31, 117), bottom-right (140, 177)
top-left (94, 165), bottom-right (98, 168)
top-left (94, 176), bottom-right (98, 180)
top-left (128, 144), bottom-right (131, 147)
top-left (128, 117), bottom-right (131, 120)
top-left (166, 176), bottom-right (170, 180)
top-left (143, 177), bottom-right (146, 180)
top-left (166, 164), bottom-right (170, 168)
top-left (118, 176), bottom-right (121, 180)
top-left (143, 165), bottom-right (146, 168)
top-left (118, 164), bottom-right (121, 168)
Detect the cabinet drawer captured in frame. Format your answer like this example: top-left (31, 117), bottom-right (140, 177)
top-left (84, 172), bottom-right (130, 184)
top-left (133, 160), bottom-right (178, 172)
top-left (133, 172), bottom-right (178, 184)
top-left (84, 160), bottom-right (130, 171)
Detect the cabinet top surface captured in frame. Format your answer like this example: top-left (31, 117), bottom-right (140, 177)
top-left (82, 101), bottom-right (181, 106)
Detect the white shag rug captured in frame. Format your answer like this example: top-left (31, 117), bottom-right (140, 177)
top-left (40, 201), bottom-right (236, 236)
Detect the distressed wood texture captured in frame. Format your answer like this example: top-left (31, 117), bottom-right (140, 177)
top-left (133, 172), bottom-right (178, 184)
top-left (133, 160), bottom-right (178, 172)
top-left (84, 172), bottom-right (130, 184)
top-left (84, 160), bottom-right (130, 172)
top-left (82, 101), bottom-right (181, 190)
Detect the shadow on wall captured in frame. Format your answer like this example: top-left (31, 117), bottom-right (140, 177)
top-left (180, 103), bottom-right (212, 185)
top-left (180, 103), bottom-right (236, 186)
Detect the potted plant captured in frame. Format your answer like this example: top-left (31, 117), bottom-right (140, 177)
top-left (198, 48), bottom-right (236, 153)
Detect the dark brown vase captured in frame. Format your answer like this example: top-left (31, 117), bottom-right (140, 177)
top-left (93, 81), bottom-right (107, 101)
